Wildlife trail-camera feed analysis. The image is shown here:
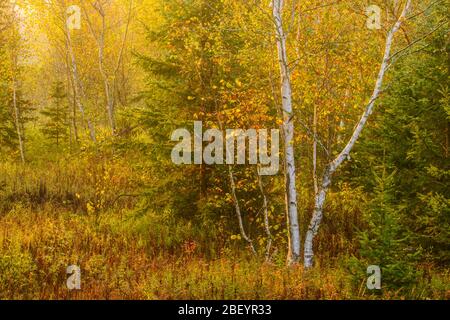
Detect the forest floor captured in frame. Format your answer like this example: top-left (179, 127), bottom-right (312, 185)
top-left (1, 192), bottom-right (449, 299)
top-left (0, 156), bottom-right (449, 300)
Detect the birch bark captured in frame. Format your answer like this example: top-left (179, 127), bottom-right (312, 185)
top-left (257, 167), bottom-right (272, 261)
top-left (84, 3), bottom-right (115, 135)
top-left (62, 0), bottom-right (97, 142)
top-left (10, 3), bottom-right (24, 163)
top-left (84, 0), bottom-right (133, 136)
top-left (273, 0), bottom-right (301, 264)
top-left (303, 0), bottom-right (412, 268)
top-left (228, 166), bottom-right (257, 255)
top-left (12, 67), bottom-right (25, 163)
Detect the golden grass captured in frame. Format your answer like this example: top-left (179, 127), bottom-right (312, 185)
top-left (0, 205), bottom-right (448, 300)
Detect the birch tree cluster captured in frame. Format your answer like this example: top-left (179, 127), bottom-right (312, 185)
top-left (0, 0), bottom-right (448, 293)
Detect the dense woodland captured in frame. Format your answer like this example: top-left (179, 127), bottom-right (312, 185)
top-left (0, 0), bottom-right (449, 299)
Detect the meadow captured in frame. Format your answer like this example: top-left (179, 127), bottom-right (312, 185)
top-left (0, 153), bottom-right (448, 300)
top-left (0, 0), bottom-right (449, 300)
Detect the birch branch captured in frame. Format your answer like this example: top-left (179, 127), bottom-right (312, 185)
top-left (304, 0), bottom-right (412, 268)
top-left (216, 113), bottom-right (257, 256)
top-left (228, 166), bottom-right (257, 256)
top-left (257, 167), bottom-right (272, 261)
top-left (329, 0), bottom-right (411, 174)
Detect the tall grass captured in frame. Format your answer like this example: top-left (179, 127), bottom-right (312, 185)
top-left (0, 205), bottom-right (448, 299)
top-left (0, 155), bottom-right (448, 300)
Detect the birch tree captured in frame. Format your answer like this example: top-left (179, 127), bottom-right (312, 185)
top-left (303, 0), bottom-right (412, 268)
top-left (11, 57), bottom-right (25, 163)
top-left (228, 166), bottom-right (257, 255)
top-left (59, 0), bottom-right (97, 142)
top-left (272, 0), bottom-right (301, 264)
top-left (257, 166), bottom-right (273, 261)
top-left (83, 0), bottom-right (133, 136)
top-left (9, 2), bottom-right (25, 163)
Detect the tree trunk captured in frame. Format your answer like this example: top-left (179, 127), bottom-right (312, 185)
top-left (84, 0), bottom-right (133, 136)
top-left (96, 12), bottom-right (116, 135)
top-left (228, 166), bottom-right (256, 256)
top-left (9, 6), bottom-right (25, 163)
top-left (273, 0), bottom-right (301, 264)
top-left (257, 167), bottom-right (272, 261)
top-left (313, 102), bottom-right (318, 195)
top-left (303, 0), bottom-right (411, 268)
top-left (12, 73), bottom-right (25, 163)
top-left (304, 166), bottom-right (332, 268)
top-left (64, 14), bottom-right (96, 142)
top-left (64, 50), bottom-right (78, 144)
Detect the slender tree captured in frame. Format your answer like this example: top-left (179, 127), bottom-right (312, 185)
top-left (303, 0), bottom-right (412, 268)
top-left (9, 2), bottom-right (25, 163)
top-left (41, 81), bottom-right (68, 146)
top-left (59, 0), bottom-right (97, 142)
top-left (272, 0), bottom-right (301, 264)
top-left (83, 0), bottom-right (133, 136)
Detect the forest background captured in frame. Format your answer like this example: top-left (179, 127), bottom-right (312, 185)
top-left (0, 0), bottom-right (449, 299)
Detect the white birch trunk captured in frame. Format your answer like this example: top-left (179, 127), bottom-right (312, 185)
top-left (228, 166), bottom-right (256, 255)
top-left (12, 72), bottom-right (25, 163)
top-left (304, 0), bottom-right (411, 268)
top-left (84, 3), bottom-right (115, 135)
top-left (257, 167), bottom-right (272, 261)
top-left (9, 4), bottom-right (24, 163)
top-left (313, 103), bottom-right (318, 195)
top-left (85, 1), bottom-right (133, 135)
top-left (97, 12), bottom-right (116, 135)
top-left (273, 0), bottom-right (301, 264)
top-left (63, 8), bottom-right (96, 142)
top-left (216, 114), bottom-right (256, 256)
top-left (65, 51), bottom-right (79, 143)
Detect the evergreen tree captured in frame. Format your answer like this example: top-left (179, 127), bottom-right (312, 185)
top-left (0, 2), bottom-right (30, 159)
top-left (0, 45), bottom-right (16, 152)
top-left (41, 81), bottom-right (68, 146)
top-left (349, 167), bottom-right (422, 291)
top-left (350, 2), bottom-right (450, 271)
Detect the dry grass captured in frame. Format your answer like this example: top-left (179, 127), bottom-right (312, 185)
top-left (0, 205), bottom-right (448, 300)
top-left (0, 158), bottom-right (448, 300)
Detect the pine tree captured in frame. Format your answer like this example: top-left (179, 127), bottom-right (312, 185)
top-left (41, 81), bottom-right (68, 146)
top-left (351, 167), bottom-right (422, 291)
top-left (0, 2), bottom-right (26, 158)
top-left (0, 46), bottom-right (16, 152)
top-left (348, 1), bottom-right (450, 287)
